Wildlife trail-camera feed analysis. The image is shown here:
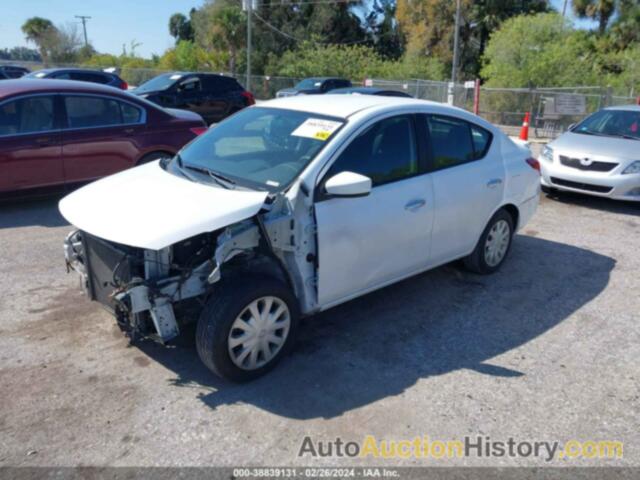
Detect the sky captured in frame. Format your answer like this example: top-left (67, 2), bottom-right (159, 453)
top-left (0, 0), bottom-right (595, 59)
top-left (0, 0), bottom-right (204, 58)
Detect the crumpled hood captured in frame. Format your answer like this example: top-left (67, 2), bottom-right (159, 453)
top-left (59, 162), bottom-right (268, 250)
top-left (551, 132), bottom-right (640, 160)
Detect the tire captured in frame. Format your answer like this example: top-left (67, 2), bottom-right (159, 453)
top-left (463, 209), bottom-right (514, 274)
top-left (137, 151), bottom-right (173, 165)
top-left (196, 275), bottom-right (300, 382)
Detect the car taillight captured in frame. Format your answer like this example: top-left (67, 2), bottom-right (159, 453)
top-left (241, 91), bottom-right (255, 106)
top-left (526, 157), bottom-right (541, 174)
top-left (120, 80), bottom-right (129, 90)
top-left (190, 127), bottom-right (208, 136)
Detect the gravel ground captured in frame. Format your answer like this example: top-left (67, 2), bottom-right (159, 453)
top-left (0, 184), bottom-right (639, 469)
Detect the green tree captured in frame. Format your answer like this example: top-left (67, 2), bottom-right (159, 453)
top-left (158, 40), bottom-right (219, 72)
top-left (193, 0), bottom-right (245, 74)
top-left (481, 13), bottom-right (599, 87)
top-left (573, 0), bottom-right (617, 34)
top-left (610, 0), bottom-right (640, 47)
top-left (169, 12), bottom-right (194, 43)
top-left (265, 41), bottom-right (445, 81)
top-left (21, 17), bottom-right (57, 65)
top-left (396, 0), bottom-right (548, 79)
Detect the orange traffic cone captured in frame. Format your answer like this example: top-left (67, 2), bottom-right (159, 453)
top-left (519, 112), bottom-right (530, 141)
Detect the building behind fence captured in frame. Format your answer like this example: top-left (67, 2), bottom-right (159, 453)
top-left (3, 59), bottom-right (638, 139)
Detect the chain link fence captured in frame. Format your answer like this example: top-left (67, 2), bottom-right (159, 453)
top-left (3, 60), bottom-right (638, 139)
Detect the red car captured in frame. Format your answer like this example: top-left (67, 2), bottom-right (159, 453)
top-left (0, 79), bottom-right (207, 199)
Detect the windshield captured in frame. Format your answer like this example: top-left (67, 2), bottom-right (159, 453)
top-left (135, 73), bottom-right (182, 93)
top-left (175, 107), bottom-right (344, 191)
top-left (295, 78), bottom-right (323, 89)
top-left (573, 109), bottom-right (640, 139)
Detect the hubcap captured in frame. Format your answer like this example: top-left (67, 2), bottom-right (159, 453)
top-left (484, 219), bottom-right (510, 267)
top-left (227, 296), bottom-right (290, 370)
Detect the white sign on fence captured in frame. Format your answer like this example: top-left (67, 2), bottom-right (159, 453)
top-left (554, 94), bottom-right (587, 115)
top-left (464, 81), bottom-right (476, 89)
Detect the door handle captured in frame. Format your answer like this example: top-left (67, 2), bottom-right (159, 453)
top-left (123, 128), bottom-right (135, 136)
top-left (35, 137), bottom-right (56, 147)
top-left (405, 199), bottom-right (427, 212)
top-left (487, 178), bottom-right (503, 188)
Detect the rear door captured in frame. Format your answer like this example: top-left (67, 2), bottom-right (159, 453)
top-left (421, 114), bottom-right (504, 264)
top-left (0, 94), bottom-right (63, 193)
top-left (61, 94), bottom-right (146, 184)
top-left (315, 114), bottom-right (435, 307)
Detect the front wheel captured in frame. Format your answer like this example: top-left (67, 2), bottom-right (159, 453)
top-left (463, 209), bottom-right (514, 274)
top-left (196, 275), bottom-right (300, 382)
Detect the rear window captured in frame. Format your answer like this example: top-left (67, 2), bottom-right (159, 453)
top-left (203, 75), bottom-right (242, 92)
top-left (70, 72), bottom-right (110, 84)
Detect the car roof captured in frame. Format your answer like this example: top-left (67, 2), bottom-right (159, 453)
top-left (604, 105), bottom-right (640, 112)
top-left (34, 67), bottom-right (113, 74)
top-left (330, 86), bottom-right (409, 95)
top-left (0, 78), bottom-right (128, 98)
top-left (260, 94), bottom-right (436, 118)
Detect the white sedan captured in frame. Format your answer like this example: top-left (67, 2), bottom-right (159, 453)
top-left (60, 95), bottom-right (540, 381)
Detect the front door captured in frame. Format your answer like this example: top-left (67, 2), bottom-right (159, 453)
top-left (0, 94), bottom-right (63, 194)
top-left (315, 114), bottom-right (434, 307)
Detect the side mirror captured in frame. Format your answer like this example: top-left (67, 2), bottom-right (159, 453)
top-left (324, 171), bottom-right (372, 198)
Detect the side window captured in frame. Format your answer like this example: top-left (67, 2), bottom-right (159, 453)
top-left (0, 96), bottom-right (55, 136)
top-left (120, 102), bottom-right (143, 124)
top-left (426, 115), bottom-right (476, 170)
top-left (325, 115), bottom-right (418, 187)
top-left (178, 77), bottom-right (201, 93)
top-left (64, 96), bottom-right (122, 129)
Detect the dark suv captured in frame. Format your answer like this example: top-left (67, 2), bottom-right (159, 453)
top-left (276, 77), bottom-right (352, 98)
top-left (132, 72), bottom-right (255, 124)
top-left (25, 68), bottom-right (128, 90)
top-left (0, 65), bottom-right (30, 79)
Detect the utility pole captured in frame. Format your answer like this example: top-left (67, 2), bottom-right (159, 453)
top-left (562, 0), bottom-right (569, 17)
top-left (244, 0), bottom-right (252, 91)
top-left (451, 0), bottom-right (461, 85)
top-left (75, 15), bottom-right (91, 47)
top-left (448, 0), bottom-right (461, 105)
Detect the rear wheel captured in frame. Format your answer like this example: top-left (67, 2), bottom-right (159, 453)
top-left (464, 209), bottom-right (514, 274)
top-left (196, 275), bottom-right (299, 382)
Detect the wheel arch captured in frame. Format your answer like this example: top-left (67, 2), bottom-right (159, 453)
top-left (135, 149), bottom-right (176, 166)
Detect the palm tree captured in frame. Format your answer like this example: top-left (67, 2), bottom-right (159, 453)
top-left (572, 0), bottom-right (617, 34)
top-left (21, 17), bottom-right (56, 65)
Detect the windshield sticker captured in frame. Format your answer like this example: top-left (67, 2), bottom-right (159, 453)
top-left (291, 118), bottom-right (343, 141)
top-left (170, 74), bottom-right (183, 80)
top-left (266, 180), bottom-right (280, 187)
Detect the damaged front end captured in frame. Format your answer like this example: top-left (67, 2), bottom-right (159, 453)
top-left (63, 197), bottom-right (316, 344)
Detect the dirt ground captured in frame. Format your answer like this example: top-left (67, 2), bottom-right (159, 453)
top-left (0, 188), bottom-right (639, 468)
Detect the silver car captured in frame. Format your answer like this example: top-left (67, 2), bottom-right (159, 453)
top-left (60, 95), bottom-right (539, 381)
top-left (539, 106), bottom-right (640, 201)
